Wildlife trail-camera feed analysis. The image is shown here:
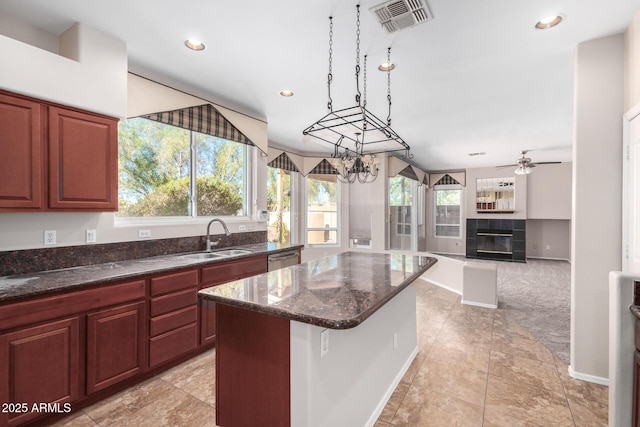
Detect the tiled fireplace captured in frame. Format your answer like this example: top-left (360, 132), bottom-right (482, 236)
top-left (466, 219), bottom-right (526, 262)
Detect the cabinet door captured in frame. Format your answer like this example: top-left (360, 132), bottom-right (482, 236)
top-left (200, 299), bottom-right (216, 345)
top-left (86, 301), bottom-right (146, 394)
top-left (0, 92), bottom-right (43, 209)
top-left (0, 317), bottom-right (80, 426)
top-left (48, 107), bottom-right (118, 210)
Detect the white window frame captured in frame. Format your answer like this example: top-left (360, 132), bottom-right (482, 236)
top-left (433, 184), bottom-right (463, 239)
top-left (304, 174), bottom-right (341, 247)
top-left (115, 118), bottom-right (253, 224)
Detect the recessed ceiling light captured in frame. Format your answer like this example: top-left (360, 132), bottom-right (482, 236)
top-left (280, 90), bottom-right (294, 97)
top-left (184, 39), bottom-right (205, 51)
top-left (378, 61), bottom-right (396, 72)
top-left (535, 15), bottom-right (563, 30)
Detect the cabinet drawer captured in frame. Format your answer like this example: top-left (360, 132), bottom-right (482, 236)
top-left (150, 269), bottom-right (199, 297)
top-left (150, 305), bottom-right (198, 337)
top-left (149, 323), bottom-right (198, 368)
top-left (201, 256), bottom-right (268, 286)
top-left (150, 287), bottom-right (197, 317)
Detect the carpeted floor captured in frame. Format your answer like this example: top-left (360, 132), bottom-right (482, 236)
top-left (494, 258), bottom-right (571, 365)
top-left (439, 255), bottom-right (571, 365)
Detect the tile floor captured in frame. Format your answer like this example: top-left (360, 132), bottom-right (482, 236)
top-left (54, 278), bottom-right (608, 427)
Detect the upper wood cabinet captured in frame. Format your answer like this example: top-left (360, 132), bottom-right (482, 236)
top-left (48, 107), bottom-right (118, 210)
top-left (0, 90), bottom-right (118, 212)
top-left (0, 93), bottom-right (43, 209)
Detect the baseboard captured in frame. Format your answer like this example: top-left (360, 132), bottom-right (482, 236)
top-left (461, 299), bottom-right (498, 309)
top-left (419, 278), bottom-right (462, 296)
top-left (568, 365), bottom-right (609, 386)
top-left (365, 345), bottom-right (419, 427)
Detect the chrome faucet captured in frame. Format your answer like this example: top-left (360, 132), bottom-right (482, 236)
top-left (206, 218), bottom-right (232, 251)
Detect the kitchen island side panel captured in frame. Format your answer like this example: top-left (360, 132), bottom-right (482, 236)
top-left (215, 303), bottom-right (290, 427)
top-left (290, 285), bottom-right (418, 427)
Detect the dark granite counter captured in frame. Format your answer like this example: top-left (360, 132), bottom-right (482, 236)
top-left (0, 242), bottom-right (302, 303)
top-left (199, 252), bottom-right (437, 329)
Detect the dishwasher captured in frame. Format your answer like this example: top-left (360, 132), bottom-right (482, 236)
top-left (267, 250), bottom-right (299, 271)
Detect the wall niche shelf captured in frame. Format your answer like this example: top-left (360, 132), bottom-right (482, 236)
top-left (476, 177), bottom-right (515, 213)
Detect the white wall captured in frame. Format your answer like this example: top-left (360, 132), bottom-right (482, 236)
top-left (0, 22), bottom-right (127, 118)
top-left (527, 163), bottom-right (572, 220)
top-left (625, 11), bottom-right (640, 111)
top-left (526, 219), bottom-right (571, 260)
top-left (571, 34), bottom-right (624, 383)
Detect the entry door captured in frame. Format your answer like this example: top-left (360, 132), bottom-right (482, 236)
top-left (624, 106), bottom-right (640, 273)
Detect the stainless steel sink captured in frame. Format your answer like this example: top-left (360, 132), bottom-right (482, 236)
top-left (212, 249), bottom-right (252, 256)
top-left (180, 252), bottom-right (227, 260)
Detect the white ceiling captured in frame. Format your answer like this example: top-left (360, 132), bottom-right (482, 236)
top-left (1, 0), bottom-right (638, 171)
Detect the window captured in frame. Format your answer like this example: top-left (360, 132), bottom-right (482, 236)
top-left (267, 167), bottom-right (294, 243)
top-left (388, 176), bottom-right (417, 251)
top-left (117, 117), bottom-right (249, 218)
top-left (434, 186), bottom-right (462, 238)
top-left (306, 174), bottom-right (339, 245)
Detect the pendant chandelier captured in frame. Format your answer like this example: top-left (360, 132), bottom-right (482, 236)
top-left (302, 5), bottom-right (412, 183)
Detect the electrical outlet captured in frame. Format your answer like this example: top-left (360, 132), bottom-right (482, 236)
top-left (320, 329), bottom-right (329, 357)
top-left (44, 230), bottom-right (56, 245)
top-left (138, 230), bottom-right (151, 238)
top-left (393, 332), bottom-right (398, 350)
top-left (238, 225), bottom-right (246, 231)
top-left (86, 229), bottom-right (97, 243)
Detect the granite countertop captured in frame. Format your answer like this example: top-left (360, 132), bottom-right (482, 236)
top-left (0, 242), bottom-right (303, 303)
top-left (199, 252), bottom-right (437, 330)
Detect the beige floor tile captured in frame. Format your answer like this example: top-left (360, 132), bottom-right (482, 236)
top-left (160, 349), bottom-right (216, 406)
top-left (411, 357), bottom-right (488, 406)
top-left (50, 412), bottom-right (98, 427)
top-left (436, 321), bottom-right (493, 348)
top-left (491, 330), bottom-right (555, 364)
top-left (489, 350), bottom-right (564, 393)
top-left (401, 355), bottom-right (426, 384)
top-left (427, 336), bottom-right (491, 373)
top-left (484, 375), bottom-right (574, 427)
top-left (121, 386), bottom-right (215, 427)
top-left (555, 366), bottom-right (608, 426)
top-left (378, 381), bottom-right (410, 422)
top-left (391, 386), bottom-right (484, 427)
top-left (416, 333), bottom-right (436, 356)
top-left (83, 378), bottom-right (177, 426)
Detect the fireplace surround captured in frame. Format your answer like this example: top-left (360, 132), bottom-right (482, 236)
top-left (466, 219), bottom-right (526, 262)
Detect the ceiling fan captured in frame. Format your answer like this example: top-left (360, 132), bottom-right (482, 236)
top-left (500, 150), bottom-right (561, 175)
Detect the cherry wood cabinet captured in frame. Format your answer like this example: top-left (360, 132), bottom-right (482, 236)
top-left (0, 317), bottom-right (80, 427)
top-left (0, 93), bottom-right (43, 210)
top-left (149, 269), bottom-right (199, 368)
top-left (48, 107), bottom-right (118, 210)
top-left (86, 301), bottom-right (146, 394)
top-left (0, 90), bottom-right (118, 212)
top-left (199, 255), bottom-right (269, 345)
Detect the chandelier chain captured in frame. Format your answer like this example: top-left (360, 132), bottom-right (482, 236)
top-left (387, 47), bottom-right (392, 126)
top-left (327, 16), bottom-right (334, 111)
top-left (355, 4), bottom-right (361, 106)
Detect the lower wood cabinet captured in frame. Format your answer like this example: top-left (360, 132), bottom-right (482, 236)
top-left (86, 301), bottom-right (146, 394)
top-left (199, 255), bottom-right (269, 345)
top-left (149, 269), bottom-right (199, 368)
top-left (0, 317), bottom-right (80, 427)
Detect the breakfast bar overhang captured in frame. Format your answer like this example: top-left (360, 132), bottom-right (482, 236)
top-left (199, 252), bottom-right (437, 427)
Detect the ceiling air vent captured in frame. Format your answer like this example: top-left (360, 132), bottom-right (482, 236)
top-left (370, 0), bottom-right (433, 34)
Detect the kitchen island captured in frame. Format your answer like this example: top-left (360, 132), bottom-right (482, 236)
top-left (199, 251), bottom-right (437, 427)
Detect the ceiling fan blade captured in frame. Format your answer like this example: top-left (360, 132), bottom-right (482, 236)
top-left (532, 161), bottom-right (561, 165)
